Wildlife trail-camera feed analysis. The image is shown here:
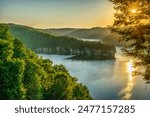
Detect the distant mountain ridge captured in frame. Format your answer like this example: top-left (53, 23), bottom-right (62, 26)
top-left (7, 23), bottom-right (121, 46)
top-left (43, 28), bottom-right (79, 36)
top-left (43, 27), bottom-right (123, 46)
top-left (44, 27), bottom-right (111, 39)
top-left (6, 23), bottom-right (116, 60)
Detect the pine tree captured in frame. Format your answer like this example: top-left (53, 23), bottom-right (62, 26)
top-left (109, 0), bottom-right (150, 83)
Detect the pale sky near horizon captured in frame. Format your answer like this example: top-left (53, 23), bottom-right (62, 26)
top-left (0, 0), bottom-right (115, 29)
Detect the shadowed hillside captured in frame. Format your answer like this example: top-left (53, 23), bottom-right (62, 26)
top-left (44, 27), bottom-right (110, 39)
top-left (43, 28), bottom-right (79, 36)
top-left (7, 23), bottom-right (116, 60)
top-left (44, 27), bottom-right (123, 46)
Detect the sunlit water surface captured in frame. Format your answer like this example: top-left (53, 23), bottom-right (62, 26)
top-left (38, 48), bottom-right (150, 100)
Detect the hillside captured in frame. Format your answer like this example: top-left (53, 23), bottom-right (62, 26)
top-left (43, 28), bottom-right (79, 36)
top-left (7, 23), bottom-right (116, 60)
top-left (44, 27), bottom-right (110, 39)
top-left (0, 24), bottom-right (92, 100)
top-left (44, 27), bottom-right (122, 46)
top-left (101, 33), bottom-right (125, 46)
top-left (68, 27), bottom-right (111, 39)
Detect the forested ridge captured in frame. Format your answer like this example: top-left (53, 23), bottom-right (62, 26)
top-left (0, 24), bottom-right (92, 100)
top-left (7, 23), bottom-right (113, 51)
top-left (7, 23), bottom-right (116, 60)
top-left (44, 27), bottom-right (110, 38)
top-left (43, 27), bottom-right (124, 46)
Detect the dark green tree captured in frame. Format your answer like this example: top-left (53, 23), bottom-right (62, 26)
top-left (47, 72), bottom-right (73, 99)
top-left (23, 60), bottom-right (43, 99)
top-left (72, 84), bottom-right (92, 100)
top-left (0, 59), bottom-right (26, 99)
top-left (0, 25), bottom-right (25, 99)
top-left (109, 0), bottom-right (150, 83)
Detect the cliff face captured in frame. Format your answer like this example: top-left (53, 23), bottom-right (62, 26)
top-left (35, 46), bottom-right (116, 60)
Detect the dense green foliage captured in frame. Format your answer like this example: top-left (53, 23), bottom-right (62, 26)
top-left (0, 24), bottom-right (92, 100)
top-left (7, 24), bottom-right (115, 52)
top-left (109, 0), bottom-right (150, 83)
top-left (7, 24), bottom-right (116, 60)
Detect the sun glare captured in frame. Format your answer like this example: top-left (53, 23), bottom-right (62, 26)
top-left (127, 60), bottom-right (134, 81)
top-left (131, 9), bottom-right (136, 13)
top-left (118, 60), bottom-right (135, 99)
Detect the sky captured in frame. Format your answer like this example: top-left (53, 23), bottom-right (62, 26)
top-left (0, 0), bottom-right (115, 28)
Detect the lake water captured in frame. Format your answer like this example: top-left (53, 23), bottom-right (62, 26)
top-left (38, 48), bottom-right (150, 100)
top-left (79, 38), bottom-right (101, 42)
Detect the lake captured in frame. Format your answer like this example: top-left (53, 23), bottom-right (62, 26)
top-left (78, 38), bottom-right (101, 42)
top-left (38, 48), bottom-right (150, 100)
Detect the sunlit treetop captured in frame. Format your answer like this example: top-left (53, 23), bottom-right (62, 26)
top-left (109, 0), bottom-right (150, 83)
top-left (109, 0), bottom-right (150, 27)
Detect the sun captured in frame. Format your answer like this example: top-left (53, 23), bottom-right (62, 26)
top-left (131, 9), bottom-right (136, 13)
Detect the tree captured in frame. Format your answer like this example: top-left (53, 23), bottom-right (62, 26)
top-left (72, 84), bottom-right (92, 100)
top-left (0, 24), bottom-right (13, 41)
top-left (0, 24), bottom-right (26, 99)
top-left (109, 0), bottom-right (150, 83)
top-left (23, 60), bottom-right (43, 99)
top-left (47, 72), bottom-right (73, 99)
top-left (12, 38), bottom-right (27, 59)
top-left (0, 59), bottom-right (26, 99)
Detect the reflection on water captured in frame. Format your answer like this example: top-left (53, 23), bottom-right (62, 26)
top-left (118, 60), bottom-right (135, 99)
top-left (38, 52), bottom-right (150, 100)
top-left (128, 60), bottom-right (134, 81)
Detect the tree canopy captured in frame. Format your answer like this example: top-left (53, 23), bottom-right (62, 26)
top-left (109, 0), bottom-right (150, 83)
top-left (0, 24), bottom-right (92, 100)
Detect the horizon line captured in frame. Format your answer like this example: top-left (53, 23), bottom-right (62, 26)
top-left (0, 22), bottom-right (109, 29)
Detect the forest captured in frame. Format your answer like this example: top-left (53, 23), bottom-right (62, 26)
top-left (0, 24), bottom-right (92, 100)
top-left (7, 24), bottom-right (116, 60)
